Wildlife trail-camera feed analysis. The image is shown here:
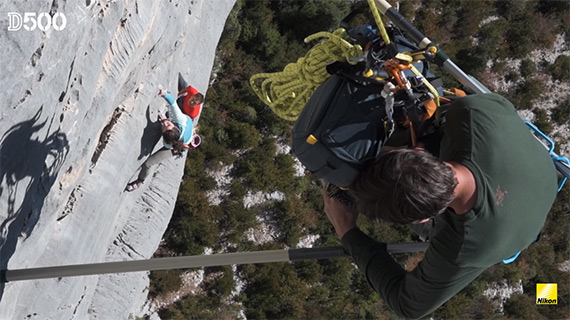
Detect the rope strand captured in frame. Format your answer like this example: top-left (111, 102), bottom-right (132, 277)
top-left (250, 28), bottom-right (363, 121)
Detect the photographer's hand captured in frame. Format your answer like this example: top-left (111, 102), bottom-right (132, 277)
top-left (323, 190), bottom-right (359, 239)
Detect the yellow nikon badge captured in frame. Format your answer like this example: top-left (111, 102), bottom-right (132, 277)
top-left (536, 283), bottom-right (557, 305)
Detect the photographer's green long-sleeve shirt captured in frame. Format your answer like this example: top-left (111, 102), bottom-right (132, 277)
top-left (341, 93), bottom-right (558, 319)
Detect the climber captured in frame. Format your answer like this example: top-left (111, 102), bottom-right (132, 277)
top-left (176, 72), bottom-right (204, 120)
top-left (125, 89), bottom-right (195, 192)
top-left (323, 93), bottom-right (559, 319)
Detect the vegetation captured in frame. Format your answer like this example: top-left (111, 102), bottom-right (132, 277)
top-left (150, 0), bottom-right (570, 319)
top-left (551, 97), bottom-right (570, 126)
top-left (551, 55), bottom-right (570, 81)
top-left (533, 108), bottom-right (554, 135)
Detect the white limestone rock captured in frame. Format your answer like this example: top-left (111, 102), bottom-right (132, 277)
top-left (0, 0), bottom-right (235, 318)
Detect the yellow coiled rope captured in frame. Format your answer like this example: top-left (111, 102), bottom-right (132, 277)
top-left (250, 0), bottom-right (393, 121)
top-left (249, 28), bottom-right (363, 121)
top-left (250, 0), bottom-right (445, 124)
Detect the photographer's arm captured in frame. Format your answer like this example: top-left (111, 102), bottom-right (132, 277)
top-left (324, 189), bottom-right (485, 318)
top-left (339, 224), bottom-right (485, 319)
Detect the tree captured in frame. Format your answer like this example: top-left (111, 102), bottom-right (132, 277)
top-left (508, 77), bottom-right (546, 110)
top-left (269, 195), bottom-right (319, 246)
top-left (433, 293), bottom-right (474, 320)
top-left (163, 185), bottom-right (220, 255)
top-left (532, 108), bottom-right (554, 135)
top-left (218, 199), bottom-right (257, 244)
top-left (239, 244), bottom-right (310, 319)
top-left (228, 121), bottom-right (261, 149)
top-left (551, 55), bottom-right (570, 81)
top-left (503, 294), bottom-right (546, 320)
top-left (520, 59), bottom-right (537, 77)
top-left (454, 0), bottom-right (494, 39)
top-left (272, 0), bottom-right (351, 38)
top-left (234, 138), bottom-right (297, 193)
top-left (152, 1), bottom-right (570, 318)
top-left (204, 265), bottom-right (236, 298)
top-left (148, 269), bottom-right (183, 298)
top-left (551, 97), bottom-right (570, 126)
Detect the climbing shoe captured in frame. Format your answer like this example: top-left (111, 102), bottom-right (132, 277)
top-left (125, 179), bottom-right (143, 192)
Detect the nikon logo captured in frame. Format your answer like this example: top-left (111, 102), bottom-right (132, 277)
top-left (536, 283), bottom-right (557, 305)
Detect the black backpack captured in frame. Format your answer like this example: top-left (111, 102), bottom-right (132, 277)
top-left (291, 26), bottom-right (447, 187)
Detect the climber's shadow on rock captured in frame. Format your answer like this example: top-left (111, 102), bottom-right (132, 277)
top-left (138, 105), bottom-right (162, 160)
top-left (0, 108), bottom-right (69, 299)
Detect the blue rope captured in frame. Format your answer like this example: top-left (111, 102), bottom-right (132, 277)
top-left (552, 156), bottom-right (569, 192)
top-left (503, 121), bottom-right (568, 264)
top-left (524, 121), bottom-right (568, 190)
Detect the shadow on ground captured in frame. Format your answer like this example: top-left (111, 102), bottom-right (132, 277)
top-left (138, 105), bottom-right (162, 161)
top-left (0, 108), bottom-right (69, 300)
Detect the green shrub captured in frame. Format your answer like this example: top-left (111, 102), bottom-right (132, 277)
top-left (218, 199), bottom-right (257, 243)
top-left (228, 121), bottom-right (261, 149)
top-left (454, 0), bottom-right (494, 39)
top-left (506, 70), bottom-right (520, 83)
top-left (433, 293), bottom-right (473, 320)
top-left (273, 0), bottom-right (351, 38)
top-left (269, 195), bottom-right (319, 246)
top-left (492, 59), bottom-right (508, 75)
top-left (204, 265), bottom-right (236, 298)
top-left (550, 55), bottom-right (570, 81)
top-left (505, 9), bottom-right (537, 58)
top-left (562, 11), bottom-right (570, 40)
top-left (454, 46), bottom-right (488, 77)
top-left (294, 260), bottom-right (322, 283)
top-left (479, 18), bottom-right (509, 60)
top-left (160, 293), bottom-right (239, 320)
top-left (231, 103), bottom-right (257, 123)
top-left (397, 0), bottom-right (421, 20)
top-left (164, 184), bottom-right (220, 255)
top-left (233, 138), bottom-right (297, 192)
top-left (503, 294), bottom-right (545, 320)
top-left (239, 249), bottom-right (309, 319)
top-left (537, 0), bottom-right (570, 15)
top-left (520, 59), bottom-right (537, 77)
top-left (148, 269), bottom-right (183, 298)
top-left (532, 108), bottom-right (554, 134)
top-left (551, 97), bottom-right (570, 125)
top-left (509, 77), bottom-right (546, 110)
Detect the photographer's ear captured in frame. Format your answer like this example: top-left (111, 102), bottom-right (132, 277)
top-left (414, 141), bottom-right (425, 150)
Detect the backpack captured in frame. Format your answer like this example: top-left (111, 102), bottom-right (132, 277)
top-left (291, 25), bottom-right (448, 187)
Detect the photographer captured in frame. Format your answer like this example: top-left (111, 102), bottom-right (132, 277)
top-left (324, 93), bottom-right (558, 319)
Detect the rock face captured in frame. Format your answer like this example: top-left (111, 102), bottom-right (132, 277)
top-left (0, 0), bottom-right (235, 318)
